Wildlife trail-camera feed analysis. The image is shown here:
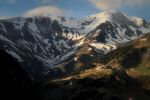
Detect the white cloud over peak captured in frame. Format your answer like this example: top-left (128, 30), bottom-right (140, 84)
top-left (88, 0), bottom-right (121, 10)
top-left (7, 0), bottom-right (16, 3)
top-left (23, 6), bottom-right (73, 17)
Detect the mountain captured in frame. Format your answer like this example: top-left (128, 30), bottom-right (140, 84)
top-left (0, 10), bottom-right (150, 82)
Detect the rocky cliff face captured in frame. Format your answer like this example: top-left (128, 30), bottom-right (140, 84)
top-left (0, 10), bottom-right (150, 82)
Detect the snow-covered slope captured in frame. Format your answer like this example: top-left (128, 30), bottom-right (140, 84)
top-left (0, 10), bottom-right (150, 82)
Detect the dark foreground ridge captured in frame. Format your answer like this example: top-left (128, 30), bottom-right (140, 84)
top-left (0, 50), bottom-right (39, 100)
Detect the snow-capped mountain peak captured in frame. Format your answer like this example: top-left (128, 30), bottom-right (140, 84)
top-left (0, 10), bottom-right (150, 82)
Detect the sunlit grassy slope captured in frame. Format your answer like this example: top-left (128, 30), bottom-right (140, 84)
top-left (63, 32), bottom-right (150, 89)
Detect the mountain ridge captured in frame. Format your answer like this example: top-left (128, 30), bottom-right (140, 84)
top-left (0, 10), bottom-right (150, 82)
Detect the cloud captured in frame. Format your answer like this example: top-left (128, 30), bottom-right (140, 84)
top-left (88, 0), bottom-right (121, 10)
top-left (124, 0), bottom-right (150, 8)
top-left (7, 0), bottom-right (16, 3)
top-left (23, 6), bottom-right (73, 17)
